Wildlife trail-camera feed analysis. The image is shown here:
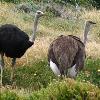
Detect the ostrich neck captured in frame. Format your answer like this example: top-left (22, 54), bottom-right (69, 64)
top-left (83, 23), bottom-right (90, 46)
top-left (30, 16), bottom-right (39, 42)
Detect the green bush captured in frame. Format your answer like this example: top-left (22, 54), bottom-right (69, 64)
top-left (2, 0), bottom-right (100, 8)
top-left (77, 70), bottom-right (100, 88)
top-left (30, 79), bottom-right (100, 100)
top-left (1, 79), bottom-right (100, 100)
top-left (0, 90), bottom-right (19, 100)
top-left (77, 58), bottom-right (100, 88)
top-left (93, 0), bottom-right (100, 8)
top-left (1, 0), bottom-right (21, 3)
top-left (53, 0), bottom-right (92, 6)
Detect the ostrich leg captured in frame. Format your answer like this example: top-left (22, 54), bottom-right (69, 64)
top-left (0, 53), bottom-right (4, 86)
top-left (10, 58), bottom-right (16, 82)
top-left (68, 50), bottom-right (85, 79)
top-left (68, 64), bottom-right (77, 79)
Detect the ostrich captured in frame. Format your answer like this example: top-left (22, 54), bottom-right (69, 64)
top-left (0, 10), bottom-right (44, 85)
top-left (48, 21), bottom-right (96, 78)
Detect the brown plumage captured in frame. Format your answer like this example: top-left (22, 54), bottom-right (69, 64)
top-left (48, 21), bottom-right (96, 78)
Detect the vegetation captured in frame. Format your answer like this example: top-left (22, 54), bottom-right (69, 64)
top-left (1, 0), bottom-right (100, 8)
top-left (3, 60), bottom-right (55, 89)
top-left (0, 1), bottom-right (100, 100)
top-left (1, 79), bottom-right (100, 100)
top-left (31, 78), bottom-right (100, 100)
top-left (2, 58), bottom-right (100, 89)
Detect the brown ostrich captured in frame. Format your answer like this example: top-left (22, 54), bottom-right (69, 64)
top-left (48, 21), bottom-right (96, 78)
top-left (0, 11), bottom-right (44, 86)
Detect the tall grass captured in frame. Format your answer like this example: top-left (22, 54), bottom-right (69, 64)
top-left (2, 58), bottom-right (100, 90)
top-left (1, 78), bottom-right (100, 100)
top-left (0, 2), bottom-right (100, 99)
top-left (31, 79), bottom-right (100, 100)
top-left (0, 2), bottom-right (100, 66)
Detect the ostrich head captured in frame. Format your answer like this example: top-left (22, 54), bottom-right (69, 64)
top-left (83, 20), bottom-right (96, 45)
top-left (86, 21), bottom-right (96, 27)
top-left (30, 10), bottom-right (44, 42)
top-left (35, 10), bottom-right (44, 18)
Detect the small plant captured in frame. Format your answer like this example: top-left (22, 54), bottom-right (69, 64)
top-left (1, 0), bottom-right (20, 4)
top-left (30, 78), bottom-right (100, 100)
top-left (0, 90), bottom-right (19, 100)
top-left (3, 60), bottom-right (56, 90)
top-left (77, 58), bottom-right (100, 88)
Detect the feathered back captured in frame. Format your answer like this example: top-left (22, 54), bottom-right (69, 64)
top-left (0, 24), bottom-right (33, 58)
top-left (48, 35), bottom-right (86, 71)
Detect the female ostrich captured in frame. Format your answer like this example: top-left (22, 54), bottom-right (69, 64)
top-left (0, 10), bottom-right (44, 85)
top-left (48, 21), bottom-right (96, 78)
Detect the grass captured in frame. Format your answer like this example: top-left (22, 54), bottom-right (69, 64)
top-left (0, 3), bottom-right (100, 63)
top-left (30, 78), bottom-right (100, 100)
top-left (2, 58), bottom-right (100, 90)
top-left (77, 58), bottom-right (100, 88)
top-left (1, 78), bottom-right (100, 100)
top-left (0, 2), bottom-right (100, 100)
top-left (3, 59), bottom-right (55, 90)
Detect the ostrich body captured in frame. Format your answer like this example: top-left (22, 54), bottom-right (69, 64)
top-left (48, 21), bottom-right (96, 78)
top-left (0, 11), bottom-right (44, 85)
top-left (0, 24), bottom-right (33, 58)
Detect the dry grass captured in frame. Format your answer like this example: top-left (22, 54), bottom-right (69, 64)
top-left (81, 9), bottom-right (100, 22)
top-left (17, 37), bottom-right (51, 66)
top-left (86, 41), bottom-right (100, 58)
top-left (0, 3), bottom-right (100, 99)
top-left (0, 2), bottom-right (100, 67)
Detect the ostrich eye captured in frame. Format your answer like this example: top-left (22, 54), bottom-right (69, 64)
top-left (37, 11), bottom-right (41, 14)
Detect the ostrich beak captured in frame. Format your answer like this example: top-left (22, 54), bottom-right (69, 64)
top-left (92, 22), bottom-right (96, 24)
top-left (89, 21), bottom-right (96, 24)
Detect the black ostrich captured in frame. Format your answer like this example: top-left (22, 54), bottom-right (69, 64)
top-left (48, 21), bottom-right (96, 78)
top-left (0, 11), bottom-right (44, 85)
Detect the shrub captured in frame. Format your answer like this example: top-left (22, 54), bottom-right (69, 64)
top-left (1, 0), bottom-right (20, 4)
top-left (77, 58), bottom-right (100, 88)
top-left (0, 90), bottom-right (19, 100)
top-left (30, 78), bottom-right (100, 100)
top-left (1, 79), bottom-right (100, 100)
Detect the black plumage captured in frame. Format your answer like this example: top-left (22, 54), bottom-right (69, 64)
top-left (0, 24), bottom-right (33, 58)
top-left (0, 11), bottom-right (44, 86)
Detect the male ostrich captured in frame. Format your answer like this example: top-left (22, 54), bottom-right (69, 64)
top-left (48, 21), bottom-right (96, 78)
top-left (0, 11), bottom-right (44, 85)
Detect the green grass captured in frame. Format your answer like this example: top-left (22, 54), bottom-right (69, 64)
top-left (85, 58), bottom-right (100, 71)
top-left (0, 2), bottom-right (100, 100)
top-left (30, 79), bottom-right (100, 100)
top-left (41, 16), bottom-right (83, 34)
top-left (3, 59), bottom-right (56, 90)
top-left (3, 58), bottom-right (100, 90)
top-left (1, 78), bottom-right (100, 100)
top-left (77, 58), bottom-right (100, 88)
top-left (0, 91), bottom-right (19, 100)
